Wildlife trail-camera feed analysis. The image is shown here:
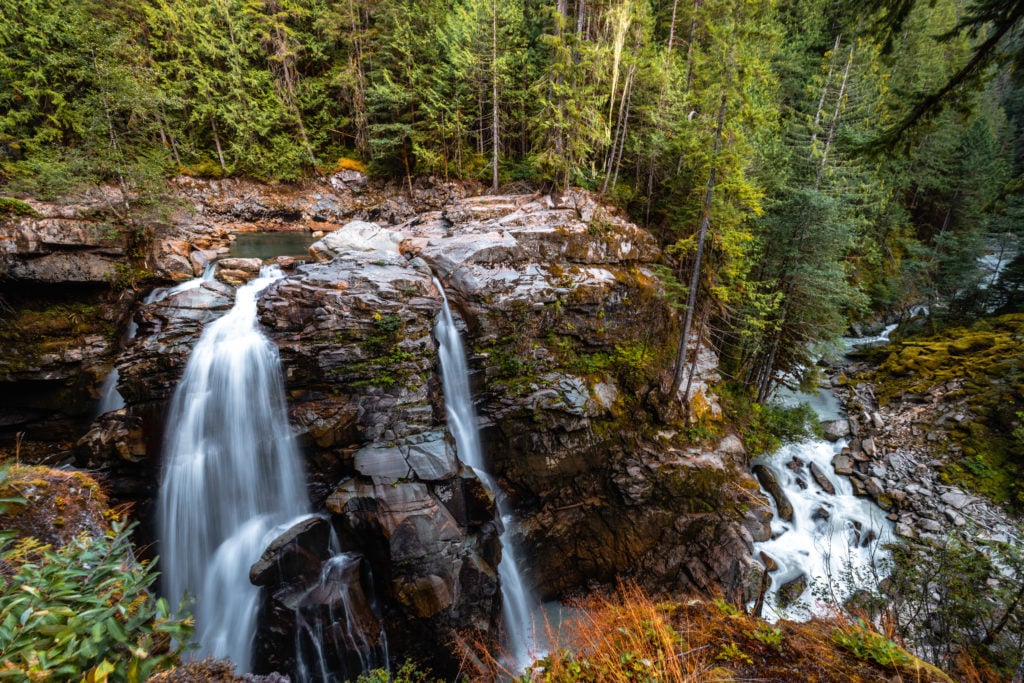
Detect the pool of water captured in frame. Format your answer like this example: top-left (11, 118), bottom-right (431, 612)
top-left (230, 232), bottom-right (315, 260)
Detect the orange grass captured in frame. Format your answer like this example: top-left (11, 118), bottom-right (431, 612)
top-left (463, 581), bottom-right (956, 683)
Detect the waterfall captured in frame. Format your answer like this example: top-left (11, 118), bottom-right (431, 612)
top-left (294, 552), bottom-right (389, 682)
top-left (157, 265), bottom-right (310, 671)
top-left (95, 368), bottom-right (125, 415)
top-left (432, 280), bottom-right (537, 670)
top-left (96, 268), bottom-right (216, 417)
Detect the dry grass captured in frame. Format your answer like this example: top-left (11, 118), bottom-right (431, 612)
top-left (466, 582), bottom-right (956, 683)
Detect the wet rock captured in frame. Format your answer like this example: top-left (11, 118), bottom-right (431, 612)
top-left (250, 516), bottom-right (333, 587)
top-left (822, 419), bottom-right (851, 441)
top-left (753, 464), bottom-right (793, 522)
top-left (326, 478), bottom-right (499, 665)
top-left (809, 462), bottom-right (836, 494)
top-left (778, 573), bottom-right (808, 608)
top-left (850, 476), bottom-right (868, 497)
top-left (215, 257), bottom-right (263, 286)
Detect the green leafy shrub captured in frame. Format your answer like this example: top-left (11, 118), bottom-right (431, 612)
top-left (750, 624), bottom-right (784, 651)
top-left (722, 383), bottom-right (819, 455)
top-left (356, 661), bottom-right (441, 682)
top-left (832, 620), bottom-right (912, 669)
top-left (0, 521), bottom-right (192, 681)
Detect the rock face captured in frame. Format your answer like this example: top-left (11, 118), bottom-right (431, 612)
top-left (0, 190), bottom-right (127, 284)
top-left (57, 180), bottom-right (768, 675)
top-left (256, 235), bottom-right (502, 670)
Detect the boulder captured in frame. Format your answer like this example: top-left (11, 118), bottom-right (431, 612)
top-left (808, 462), bottom-right (836, 495)
top-left (308, 220), bottom-right (403, 261)
top-left (822, 419), bottom-right (851, 441)
top-left (215, 257), bottom-right (263, 286)
top-left (778, 573), bottom-right (808, 607)
top-left (753, 464), bottom-right (794, 522)
top-left (832, 454), bottom-right (854, 475)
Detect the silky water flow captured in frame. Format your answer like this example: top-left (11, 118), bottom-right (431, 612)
top-left (433, 280), bottom-right (538, 671)
top-left (157, 266), bottom-right (384, 679)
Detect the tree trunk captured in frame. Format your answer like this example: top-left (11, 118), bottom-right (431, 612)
top-left (684, 0), bottom-right (700, 95)
top-left (211, 116), bottom-right (227, 171)
top-left (491, 0), bottom-right (500, 193)
top-left (810, 34), bottom-right (841, 152)
top-left (610, 65), bottom-right (635, 191)
top-left (816, 45), bottom-right (854, 187)
top-left (602, 64), bottom-right (633, 194)
top-left (670, 90), bottom-right (727, 399)
top-left (667, 0), bottom-right (680, 51)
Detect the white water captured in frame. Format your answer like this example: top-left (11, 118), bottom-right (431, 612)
top-left (95, 368), bottom-right (125, 415)
top-left (158, 266), bottom-right (310, 670)
top-left (294, 553), bottom-right (389, 682)
top-left (96, 267), bottom-right (218, 416)
top-left (433, 281), bottom-right (538, 672)
top-left (755, 324), bottom-right (895, 619)
top-left (753, 438), bottom-right (893, 619)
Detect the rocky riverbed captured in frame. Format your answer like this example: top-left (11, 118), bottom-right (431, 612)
top-left (822, 361), bottom-right (1019, 547)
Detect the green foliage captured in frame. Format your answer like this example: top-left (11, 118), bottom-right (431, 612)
top-left (832, 619), bottom-right (913, 669)
top-left (750, 623), bottom-right (784, 651)
top-left (882, 532), bottom-right (1024, 675)
top-left (721, 383), bottom-right (818, 456)
top-left (0, 521), bottom-right (193, 682)
top-left (355, 661), bottom-right (441, 683)
top-left (715, 641), bottom-right (753, 665)
top-left (0, 198), bottom-right (37, 217)
top-left (712, 598), bottom-right (744, 618)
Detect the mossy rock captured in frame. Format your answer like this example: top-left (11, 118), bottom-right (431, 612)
top-left (0, 464), bottom-right (112, 548)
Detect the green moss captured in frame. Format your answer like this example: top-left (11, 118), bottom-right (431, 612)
top-left (0, 300), bottom-right (116, 372)
top-left (0, 197), bottom-right (39, 217)
top-left (868, 314), bottom-right (1024, 508)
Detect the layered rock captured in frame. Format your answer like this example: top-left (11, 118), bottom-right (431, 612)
top-left (0, 190), bottom-right (127, 284)
top-left (254, 224), bottom-right (502, 671)
top-left (402, 191), bottom-right (764, 601)
top-left (65, 183), bottom-right (770, 674)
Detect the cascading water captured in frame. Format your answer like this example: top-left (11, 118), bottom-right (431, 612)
top-left (294, 552), bottom-right (389, 682)
top-left (157, 265), bottom-right (310, 670)
top-left (433, 280), bottom-right (537, 670)
top-left (754, 328), bottom-right (894, 619)
top-left (95, 267), bottom-right (217, 416)
top-left (95, 368), bottom-right (125, 415)
top-left (752, 438), bottom-right (893, 618)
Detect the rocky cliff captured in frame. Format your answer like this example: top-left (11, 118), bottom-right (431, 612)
top-left (5, 173), bottom-right (771, 674)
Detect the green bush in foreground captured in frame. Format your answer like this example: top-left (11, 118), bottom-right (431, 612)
top-left (0, 521), bottom-right (192, 682)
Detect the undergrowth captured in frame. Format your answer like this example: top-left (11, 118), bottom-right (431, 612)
top-left (463, 582), bottom-right (950, 683)
top-left (0, 521), bottom-right (193, 682)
